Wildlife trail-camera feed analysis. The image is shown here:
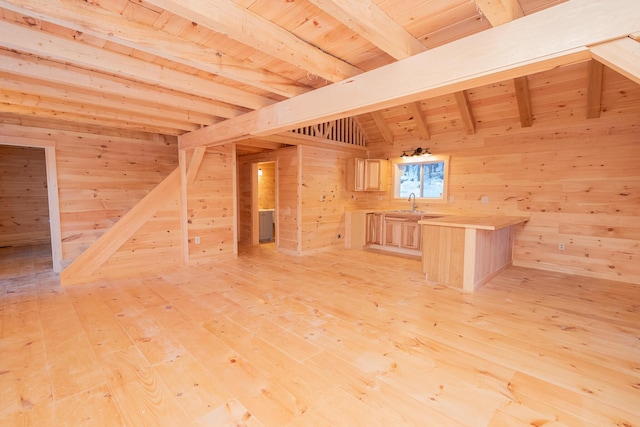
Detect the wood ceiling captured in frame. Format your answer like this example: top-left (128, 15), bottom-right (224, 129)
top-left (0, 0), bottom-right (637, 154)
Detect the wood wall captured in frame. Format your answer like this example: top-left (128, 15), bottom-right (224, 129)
top-left (186, 145), bottom-right (236, 263)
top-left (0, 123), bottom-right (178, 272)
top-left (300, 145), bottom-right (359, 252)
top-left (237, 147), bottom-right (300, 253)
top-left (364, 63), bottom-right (640, 284)
top-left (0, 145), bottom-right (50, 247)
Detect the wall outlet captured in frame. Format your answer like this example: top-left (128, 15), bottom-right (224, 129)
top-left (558, 243), bottom-right (565, 251)
top-left (449, 195), bottom-right (455, 203)
top-left (194, 236), bottom-right (201, 245)
top-left (481, 196), bottom-right (489, 204)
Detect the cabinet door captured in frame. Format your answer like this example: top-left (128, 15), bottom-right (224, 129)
top-left (365, 213), bottom-right (383, 245)
top-left (383, 218), bottom-right (403, 247)
top-left (401, 222), bottom-right (421, 250)
top-left (354, 158), bottom-right (366, 191)
top-left (363, 159), bottom-right (381, 191)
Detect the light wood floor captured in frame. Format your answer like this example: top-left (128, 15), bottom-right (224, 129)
top-left (1, 244), bottom-right (639, 426)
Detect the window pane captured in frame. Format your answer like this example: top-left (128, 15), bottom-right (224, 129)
top-left (421, 161), bottom-right (445, 198)
top-left (397, 164), bottom-right (421, 198)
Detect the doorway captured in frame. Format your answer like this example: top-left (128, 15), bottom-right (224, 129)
top-left (0, 137), bottom-right (63, 273)
top-left (255, 161), bottom-right (276, 244)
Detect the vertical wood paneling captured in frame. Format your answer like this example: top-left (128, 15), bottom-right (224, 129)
top-left (300, 146), bottom-right (361, 253)
top-left (0, 145), bottom-right (50, 247)
top-left (186, 145), bottom-right (236, 263)
top-left (365, 64), bottom-right (640, 284)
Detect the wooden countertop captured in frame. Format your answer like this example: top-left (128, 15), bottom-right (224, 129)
top-left (418, 215), bottom-right (529, 230)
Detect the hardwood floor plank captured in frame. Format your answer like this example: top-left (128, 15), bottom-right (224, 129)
top-left (1, 244), bottom-right (639, 426)
top-left (53, 384), bottom-right (123, 426)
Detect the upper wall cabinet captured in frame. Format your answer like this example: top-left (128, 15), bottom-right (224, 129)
top-left (347, 158), bottom-right (388, 192)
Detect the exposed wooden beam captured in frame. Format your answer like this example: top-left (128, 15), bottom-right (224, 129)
top-left (0, 0), bottom-right (309, 98)
top-left (144, 0), bottom-right (362, 82)
top-left (586, 60), bottom-right (604, 119)
top-left (513, 76), bottom-right (533, 127)
top-left (370, 111), bottom-right (394, 144)
top-left (308, 0), bottom-right (426, 60)
top-left (0, 19), bottom-right (273, 111)
top-left (262, 133), bottom-right (368, 154)
top-left (474, 0), bottom-right (524, 26)
top-left (0, 89), bottom-right (199, 132)
top-left (180, 0), bottom-right (639, 150)
top-left (0, 103), bottom-right (185, 136)
top-left (186, 146), bottom-right (207, 185)
top-left (0, 74), bottom-right (218, 128)
top-left (0, 50), bottom-right (247, 120)
top-left (455, 91), bottom-right (476, 134)
top-left (590, 37), bottom-right (640, 86)
top-left (407, 102), bottom-right (430, 140)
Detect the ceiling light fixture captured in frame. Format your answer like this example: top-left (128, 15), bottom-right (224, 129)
top-left (401, 147), bottom-right (431, 157)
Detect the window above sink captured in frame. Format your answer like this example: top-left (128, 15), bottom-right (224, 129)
top-left (392, 154), bottom-right (450, 203)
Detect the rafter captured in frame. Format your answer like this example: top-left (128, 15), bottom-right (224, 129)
top-left (474, 0), bottom-right (524, 26)
top-left (0, 19), bottom-right (273, 111)
top-left (179, 0), bottom-right (640, 149)
top-left (308, 0), bottom-right (426, 60)
top-left (371, 111), bottom-right (394, 144)
top-left (407, 102), bottom-right (430, 140)
top-left (0, 50), bottom-right (247, 120)
top-left (455, 91), bottom-right (476, 134)
top-left (0, 0), bottom-right (309, 99)
top-left (586, 60), bottom-right (604, 119)
top-left (0, 74), bottom-right (217, 127)
top-left (513, 76), bottom-right (533, 127)
top-left (143, 0), bottom-right (363, 82)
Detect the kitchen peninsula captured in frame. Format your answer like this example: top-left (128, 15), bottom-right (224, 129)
top-left (419, 215), bottom-right (529, 291)
top-left (346, 210), bottom-right (529, 292)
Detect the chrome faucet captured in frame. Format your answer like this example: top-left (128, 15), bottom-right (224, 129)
top-left (408, 192), bottom-right (417, 212)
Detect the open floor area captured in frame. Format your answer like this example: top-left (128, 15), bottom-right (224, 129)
top-left (1, 244), bottom-right (639, 426)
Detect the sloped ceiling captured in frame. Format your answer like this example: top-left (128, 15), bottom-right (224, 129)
top-left (0, 0), bottom-right (638, 153)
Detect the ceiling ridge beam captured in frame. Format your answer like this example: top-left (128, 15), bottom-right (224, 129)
top-left (143, 0), bottom-right (363, 82)
top-left (0, 19), bottom-right (273, 110)
top-left (0, 0), bottom-right (310, 98)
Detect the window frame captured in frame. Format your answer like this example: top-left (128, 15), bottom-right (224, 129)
top-left (392, 154), bottom-right (450, 202)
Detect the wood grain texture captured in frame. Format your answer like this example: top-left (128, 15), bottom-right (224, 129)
top-left (2, 244), bottom-right (639, 426)
top-left (0, 145), bottom-right (50, 247)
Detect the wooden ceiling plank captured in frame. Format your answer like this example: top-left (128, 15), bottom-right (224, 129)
top-left (0, 0), bottom-right (309, 98)
top-left (474, 0), bottom-right (524, 27)
top-left (586, 60), bottom-right (604, 119)
top-left (0, 89), bottom-right (199, 131)
top-left (142, 0), bottom-right (363, 82)
top-left (0, 19), bottom-right (273, 110)
top-left (0, 49), bottom-right (247, 119)
top-left (454, 90), bottom-right (476, 134)
top-left (179, 0), bottom-right (640, 149)
top-left (590, 37), bottom-right (640, 86)
top-left (307, 0), bottom-right (426, 60)
top-left (513, 76), bottom-right (533, 127)
top-left (0, 74), bottom-right (217, 127)
top-left (370, 111), bottom-right (394, 144)
top-left (407, 102), bottom-right (430, 140)
top-left (0, 103), bottom-right (184, 135)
